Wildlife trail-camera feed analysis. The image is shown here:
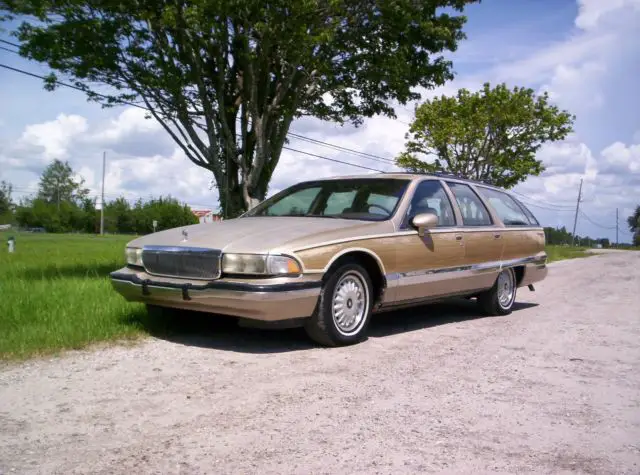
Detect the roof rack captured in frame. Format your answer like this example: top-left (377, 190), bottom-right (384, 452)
top-left (383, 170), bottom-right (498, 187)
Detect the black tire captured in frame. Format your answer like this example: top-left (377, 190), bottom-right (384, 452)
top-left (304, 262), bottom-right (374, 347)
top-left (477, 267), bottom-right (517, 316)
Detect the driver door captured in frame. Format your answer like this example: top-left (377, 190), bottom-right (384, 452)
top-left (391, 179), bottom-right (466, 303)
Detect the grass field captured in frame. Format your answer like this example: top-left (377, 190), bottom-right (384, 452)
top-left (0, 232), bottom-right (147, 360)
top-left (0, 231), bottom-right (593, 360)
top-left (545, 245), bottom-right (589, 262)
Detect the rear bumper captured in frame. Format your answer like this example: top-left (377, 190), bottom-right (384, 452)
top-left (518, 255), bottom-right (548, 287)
top-left (110, 269), bottom-right (321, 321)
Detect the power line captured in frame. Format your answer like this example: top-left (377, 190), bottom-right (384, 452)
top-left (281, 146), bottom-right (383, 172)
top-left (0, 61), bottom-right (392, 172)
top-left (0, 38), bottom-right (20, 49)
top-left (0, 45), bottom-right (19, 55)
top-left (511, 190), bottom-right (576, 209)
top-left (579, 209), bottom-right (617, 230)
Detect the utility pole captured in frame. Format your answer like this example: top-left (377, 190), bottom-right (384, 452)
top-left (570, 178), bottom-right (583, 247)
top-left (100, 151), bottom-right (106, 235)
top-left (615, 208), bottom-right (619, 248)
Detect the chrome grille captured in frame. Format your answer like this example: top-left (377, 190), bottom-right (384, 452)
top-left (142, 246), bottom-right (221, 280)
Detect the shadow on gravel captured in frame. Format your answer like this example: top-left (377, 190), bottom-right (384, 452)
top-left (368, 299), bottom-right (538, 338)
top-left (122, 298), bottom-right (538, 354)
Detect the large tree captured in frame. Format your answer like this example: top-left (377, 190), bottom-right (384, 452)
top-left (2, 0), bottom-right (477, 216)
top-left (0, 180), bottom-right (13, 223)
top-left (396, 82), bottom-right (575, 188)
top-left (628, 205), bottom-right (640, 246)
top-left (37, 159), bottom-right (90, 208)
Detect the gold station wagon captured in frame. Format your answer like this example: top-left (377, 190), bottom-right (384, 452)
top-left (110, 173), bottom-right (548, 346)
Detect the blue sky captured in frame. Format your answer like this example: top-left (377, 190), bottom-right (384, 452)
top-left (1, 0), bottom-right (639, 242)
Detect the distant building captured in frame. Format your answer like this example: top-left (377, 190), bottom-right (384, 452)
top-left (191, 209), bottom-right (222, 224)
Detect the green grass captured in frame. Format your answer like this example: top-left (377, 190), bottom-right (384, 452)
top-left (545, 245), bottom-right (590, 263)
top-left (0, 231), bottom-right (146, 361)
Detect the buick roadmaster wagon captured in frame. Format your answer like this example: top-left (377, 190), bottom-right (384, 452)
top-left (110, 173), bottom-right (548, 346)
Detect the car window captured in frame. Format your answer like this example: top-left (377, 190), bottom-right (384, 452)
top-left (246, 178), bottom-right (410, 221)
top-left (366, 193), bottom-right (400, 216)
top-left (512, 197), bottom-right (540, 226)
top-left (261, 187), bottom-right (321, 216)
top-left (403, 180), bottom-right (456, 227)
top-left (324, 190), bottom-right (357, 215)
top-left (446, 182), bottom-right (493, 226)
top-left (476, 187), bottom-right (532, 226)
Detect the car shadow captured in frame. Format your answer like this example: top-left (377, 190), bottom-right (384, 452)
top-left (123, 298), bottom-right (539, 354)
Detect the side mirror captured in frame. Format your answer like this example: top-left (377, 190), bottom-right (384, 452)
top-left (411, 212), bottom-right (438, 237)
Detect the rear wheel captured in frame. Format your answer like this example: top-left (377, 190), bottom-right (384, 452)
top-left (304, 262), bottom-right (373, 346)
top-left (477, 267), bottom-right (517, 316)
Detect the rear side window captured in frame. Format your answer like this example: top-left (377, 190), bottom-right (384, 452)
top-left (512, 197), bottom-right (540, 226)
top-left (446, 182), bottom-right (492, 226)
top-left (476, 187), bottom-right (532, 226)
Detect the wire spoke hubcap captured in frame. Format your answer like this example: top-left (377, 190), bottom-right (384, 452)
top-left (497, 269), bottom-right (515, 308)
top-left (332, 271), bottom-right (369, 335)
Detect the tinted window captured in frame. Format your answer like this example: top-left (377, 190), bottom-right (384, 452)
top-left (446, 182), bottom-right (492, 226)
top-left (403, 180), bottom-right (456, 227)
top-left (245, 178), bottom-right (409, 221)
top-left (512, 197), bottom-right (540, 226)
top-left (477, 187), bottom-right (531, 226)
top-left (324, 190), bottom-right (357, 214)
top-left (261, 187), bottom-right (321, 216)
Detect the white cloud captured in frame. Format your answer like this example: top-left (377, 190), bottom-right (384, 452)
top-left (15, 113), bottom-right (88, 161)
top-left (575, 0), bottom-right (640, 30)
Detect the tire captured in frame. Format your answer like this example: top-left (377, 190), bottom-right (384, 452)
top-left (477, 267), bottom-right (517, 316)
top-left (304, 262), bottom-right (374, 347)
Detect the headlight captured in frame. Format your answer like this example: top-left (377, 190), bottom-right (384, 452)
top-left (222, 254), bottom-right (301, 276)
top-left (125, 247), bottom-right (143, 267)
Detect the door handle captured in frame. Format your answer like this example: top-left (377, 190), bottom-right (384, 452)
top-left (455, 235), bottom-right (463, 241)
top-left (494, 234), bottom-right (501, 239)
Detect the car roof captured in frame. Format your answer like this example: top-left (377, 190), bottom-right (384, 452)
top-left (318, 172), bottom-right (504, 191)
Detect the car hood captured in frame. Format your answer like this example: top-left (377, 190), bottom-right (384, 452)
top-left (126, 216), bottom-right (394, 254)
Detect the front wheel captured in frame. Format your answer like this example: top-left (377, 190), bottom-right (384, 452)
top-left (304, 262), bottom-right (373, 346)
top-left (477, 267), bottom-right (517, 316)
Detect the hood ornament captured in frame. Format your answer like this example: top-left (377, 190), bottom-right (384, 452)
top-left (181, 229), bottom-right (188, 242)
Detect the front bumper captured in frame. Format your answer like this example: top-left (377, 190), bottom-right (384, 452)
top-left (110, 267), bottom-right (321, 321)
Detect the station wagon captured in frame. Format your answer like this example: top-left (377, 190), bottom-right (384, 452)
top-left (110, 173), bottom-right (548, 346)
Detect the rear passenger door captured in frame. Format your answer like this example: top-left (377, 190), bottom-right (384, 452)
top-left (445, 181), bottom-right (504, 290)
top-left (474, 186), bottom-right (545, 262)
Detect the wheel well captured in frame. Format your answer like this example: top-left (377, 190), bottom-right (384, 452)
top-left (513, 265), bottom-right (525, 286)
top-left (325, 252), bottom-right (386, 305)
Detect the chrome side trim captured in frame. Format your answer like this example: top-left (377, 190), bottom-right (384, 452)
top-left (386, 255), bottom-right (547, 282)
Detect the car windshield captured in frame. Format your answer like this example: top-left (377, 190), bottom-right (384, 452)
top-left (244, 178), bottom-right (410, 221)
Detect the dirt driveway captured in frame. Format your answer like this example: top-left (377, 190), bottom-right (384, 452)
top-left (1, 250), bottom-right (639, 474)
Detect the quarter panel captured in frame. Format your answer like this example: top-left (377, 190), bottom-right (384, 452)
top-left (501, 228), bottom-right (546, 261)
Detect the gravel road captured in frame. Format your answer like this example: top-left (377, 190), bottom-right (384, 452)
top-left (1, 250), bottom-right (639, 474)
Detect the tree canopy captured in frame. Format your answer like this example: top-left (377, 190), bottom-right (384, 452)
top-left (628, 205), bottom-right (640, 246)
top-left (0, 180), bottom-right (13, 224)
top-left (2, 0), bottom-right (477, 216)
top-left (396, 82), bottom-right (575, 188)
top-left (37, 158), bottom-right (90, 207)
